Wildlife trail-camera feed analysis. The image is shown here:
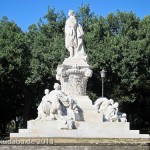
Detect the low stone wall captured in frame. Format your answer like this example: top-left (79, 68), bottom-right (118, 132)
top-left (0, 138), bottom-right (150, 150)
top-left (0, 144), bottom-right (150, 150)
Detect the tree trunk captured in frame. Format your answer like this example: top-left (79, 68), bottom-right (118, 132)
top-left (22, 87), bottom-right (32, 128)
top-left (1, 121), bottom-right (7, 133)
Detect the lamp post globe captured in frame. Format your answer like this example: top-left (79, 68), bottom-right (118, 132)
top-left (100, 69), bottom-right (106, 78)
top-left (100, 69), bottom-right (106, 97)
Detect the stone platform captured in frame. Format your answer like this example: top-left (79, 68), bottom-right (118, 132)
top-left (10, 95), bottom-right (149, 139)
top-left (10, 119), bottom-right (149, 139)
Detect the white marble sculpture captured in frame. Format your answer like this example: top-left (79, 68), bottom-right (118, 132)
top-left (36, 89), bottom-right (51, 120)
top-left (94, 97), bottom-right (127, 122)
top-left (56, 65), bottom-right (92, 96)
top-left (36, 83), bottom-right (82, 128)
top-left (65, 9), bottom-right (87, 60)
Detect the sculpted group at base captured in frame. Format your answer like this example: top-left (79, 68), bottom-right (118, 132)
top-left (35, 83), bottom-right (82, 129)
top-left (10, 9), bottom-right (149, 139)
top-left (35, 83), bottom-right (127, 129)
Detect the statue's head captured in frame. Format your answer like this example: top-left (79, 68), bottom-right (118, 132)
top-left (109, 99), bottom-right (114, 105)
top-left (44, 89), bottom-right (49, 95)
top-left (122, 113), bottom-right (126, 118)
top-left (114, 102), bottom-right (119, 108)
top-left (68, 9), bottom-right (74, 17)
top-left (54, 83), bottom-right (61, 90)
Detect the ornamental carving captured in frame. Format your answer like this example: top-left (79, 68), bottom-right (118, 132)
top-left (56, 65), bottom-right (92, 96)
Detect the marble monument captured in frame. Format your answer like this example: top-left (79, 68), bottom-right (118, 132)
top-left (10, 9), bottom-right (149, 139)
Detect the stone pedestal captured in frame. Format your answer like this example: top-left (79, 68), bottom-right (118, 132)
top-left (56, 56), bottom-right (92, 96)
top-left (10, 56), bottom-right (150, 139)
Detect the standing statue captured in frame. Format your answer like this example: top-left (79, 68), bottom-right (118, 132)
top-left (65, 10), bottom-right (87, 60)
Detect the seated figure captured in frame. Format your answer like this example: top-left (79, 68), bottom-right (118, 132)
top-left (94, 97), bottom-right (127, 122)
top-left (104, 102), bottom-right (119, 122)
top-left (36, 83), bottom-right (81, 125)
top-left (36, 83), bottom-right (68, 121)
top-left (36, 89), bottom-right (51, 120)
top-left (94, 97), bottom-right (114, 113)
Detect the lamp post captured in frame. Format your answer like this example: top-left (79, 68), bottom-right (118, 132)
top-left (100, 69), bottom-right (106, 97)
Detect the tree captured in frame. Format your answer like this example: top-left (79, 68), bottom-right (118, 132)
top-left (0, 16), bottom-right (31, 131)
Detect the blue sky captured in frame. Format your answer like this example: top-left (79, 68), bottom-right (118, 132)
top-left (0, 0), bottom-right (150, 31)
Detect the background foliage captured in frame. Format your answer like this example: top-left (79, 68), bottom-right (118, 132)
top-left (0, 4), bottom-right (150, 133)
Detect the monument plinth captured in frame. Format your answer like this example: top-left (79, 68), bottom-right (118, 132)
top-left (56, 57), bottom-right (92, 96)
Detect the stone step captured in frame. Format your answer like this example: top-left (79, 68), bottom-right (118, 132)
top-left (22, 129), bottom-right (140, 135)
top-left (27, 120), bottom-right (130, 130)
top-left (77, 122), bottom-right (130, 130)
top-left (18, 129), bottom-right (28, 133)
top-left (10, 130), bottom-right (149, 139)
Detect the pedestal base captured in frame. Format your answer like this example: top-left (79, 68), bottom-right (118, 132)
top-left (10, 121), bottom-right (149, 139)
top-left (10, 97), bottom-right (149, 139)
